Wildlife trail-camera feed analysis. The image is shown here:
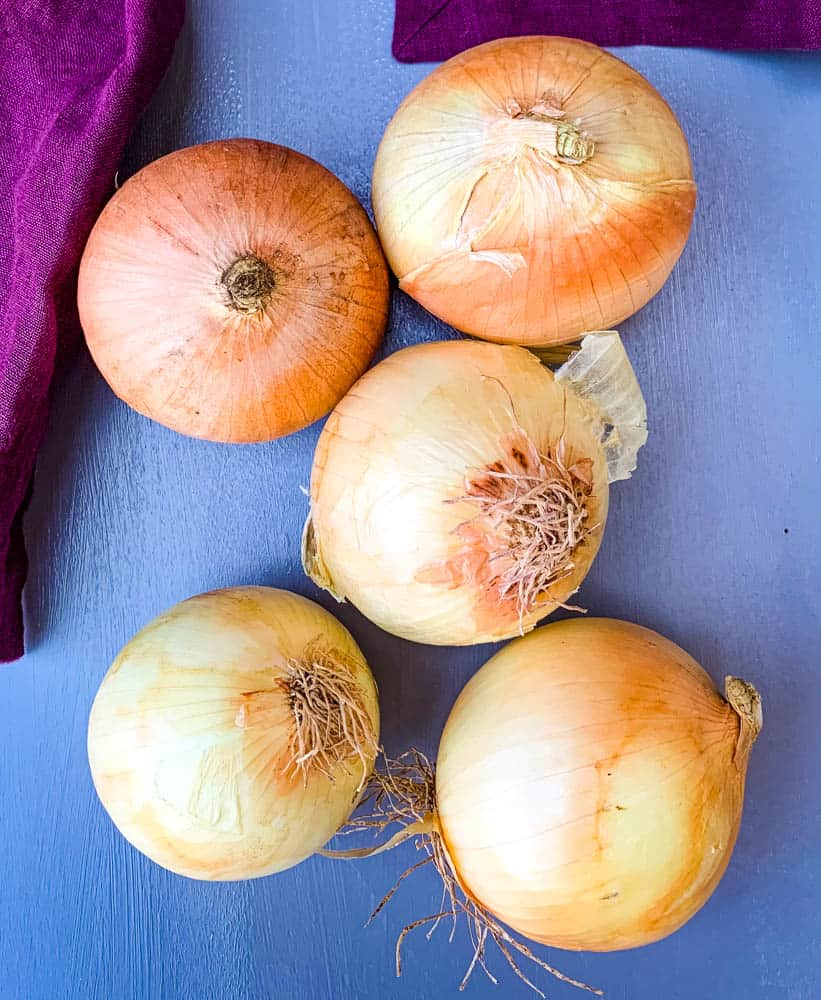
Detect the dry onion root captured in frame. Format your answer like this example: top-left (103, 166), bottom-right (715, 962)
top-left (279, 640), bottom-right (377, 785)
top-left (326, 619), bottom-right (761, 994)
top-left (328, 751), bottom-right (601, 998)
top-left (451, 437), bottom-right (597, 630)
top-left (87, 587), bottom-right (379, 880)
top-left (373, 35), bottom-right (696, 346)
top-left (304, 334), bottom-right (645, 645)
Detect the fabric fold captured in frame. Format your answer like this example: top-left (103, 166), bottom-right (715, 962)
top-left (393, 0), bottom-right (821, 62)
top-left (0, 1), bottom-right (185, 662)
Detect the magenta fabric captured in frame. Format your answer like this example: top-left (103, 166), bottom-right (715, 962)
top-left (0, 1), bottom-right (185, 662)
top-left (393, 1), bottom-right (821, 61)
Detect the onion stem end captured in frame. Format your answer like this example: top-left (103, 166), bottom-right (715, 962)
top-left (724, 676), bottom-right (763, 744)
top-left (221, 254), bottom-right (276, 314)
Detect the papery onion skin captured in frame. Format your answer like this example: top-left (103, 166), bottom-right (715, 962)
top-left (87, 587), bottom-right (379, 881)
top-left (435, 619), bottom-right (760, 951)
top-left (78, 139), bottom-right (389, 443)
top-left (372, 36), bottom-right (696, 346)
top-left (306, 340), bottom-right (609, 645)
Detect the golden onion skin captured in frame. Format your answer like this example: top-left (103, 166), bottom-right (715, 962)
top-left (79, 139), bottom-right (389, 442)
top-left (373, 36), bottom-right (695, 346)
top-left (307, 340), bottom-right (609, 645)
top-left (87, 587), bottom-right (379, 881)
top-left (435, 619), bottom-right (758, 950)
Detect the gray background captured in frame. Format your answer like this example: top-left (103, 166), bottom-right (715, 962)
top-left (1, 1), bottom-right (819, 998)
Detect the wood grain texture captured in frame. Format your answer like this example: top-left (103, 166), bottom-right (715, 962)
top-left (0, 2), bottom-right (819, 998)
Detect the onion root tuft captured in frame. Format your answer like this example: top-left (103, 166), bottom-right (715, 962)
top-left (279, 642), bottom-right (377, 786)
top-left (329, 751), bottom-right (601, 997)
top-left (452, 433), bottom-right (597, 630)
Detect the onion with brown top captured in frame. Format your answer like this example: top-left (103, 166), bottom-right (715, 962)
top-left (372, 36), bottom-right (696, 346)
top-left (79, 139), bottom-right (389, 442)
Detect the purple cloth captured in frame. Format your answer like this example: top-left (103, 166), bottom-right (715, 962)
top-left (393, 0), bottom-right (821, 61)
top-left (0, 1), bottom-right (184, 662)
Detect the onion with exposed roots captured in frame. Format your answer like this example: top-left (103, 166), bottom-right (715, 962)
top-left (372, 36), bottom-right (696, 346)
top-left (332, 619), bottom-right (762, 994)
top-left (87, 587), bottom-right (379, 880)
top-left (304, 335), bottom-right (646, 646)
top-left (79, 139), bottom-right (389, 443)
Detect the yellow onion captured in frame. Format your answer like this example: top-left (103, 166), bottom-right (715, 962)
top-left (304, 336), bottom-right (646, 645)
top-left (79, 139), bottom-right (389, 442)
top-left (372, 36), bottom-right (696, 346)
top-left (434, 618), bottom-right (762, 953)
top-left (87, 587), bottom-right (379, 880)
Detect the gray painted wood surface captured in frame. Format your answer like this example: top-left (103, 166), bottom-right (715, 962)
top-left (1, 2), bottom-right (819, 998)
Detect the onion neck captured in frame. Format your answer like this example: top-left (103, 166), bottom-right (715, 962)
top-left (553, 120), bottom-right (594, 164)
top-left (222, 254), bottom-right (276, 314)
top-left (724, 676), bottom-right (763, 762)
top-left (497, 98), bottom-right (595, 165)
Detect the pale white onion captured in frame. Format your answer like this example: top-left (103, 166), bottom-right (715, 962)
top-left (87, 587), bottom-right (379, 880)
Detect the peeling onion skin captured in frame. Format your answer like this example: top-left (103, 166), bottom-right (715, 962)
top-left (306, 340), bottom-right (609, 646)
top-left (372, 36), bottom-right (696, 346)
top-left (79, 139), bottom-right (390, 442)
top-left (435, 619), bottom-right (760, 951)
top-left (87, 587), bottom-right (379, 881)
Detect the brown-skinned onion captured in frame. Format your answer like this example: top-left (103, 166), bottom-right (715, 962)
top-left (373, 36), bottom-right (696, 346)
top-left (79, 139), bottom-right (389, 442)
